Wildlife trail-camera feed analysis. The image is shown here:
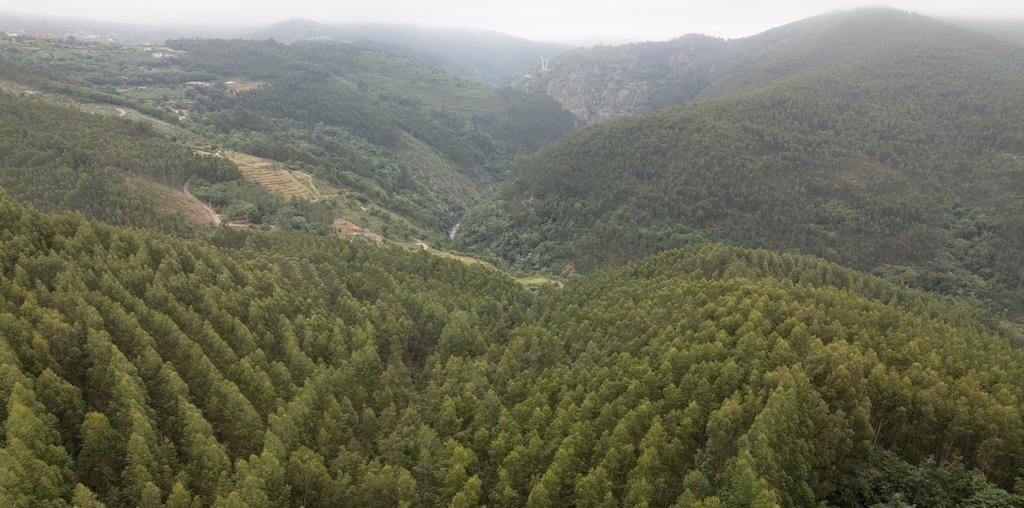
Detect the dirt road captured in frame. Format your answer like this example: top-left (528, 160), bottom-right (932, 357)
top-left (183, 178), bottom-right (221, 226)
top-left (295, 171), bottom-right (322, 202)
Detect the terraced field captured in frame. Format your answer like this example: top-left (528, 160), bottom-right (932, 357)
top-left (225, 151), bottom-right (329, 201)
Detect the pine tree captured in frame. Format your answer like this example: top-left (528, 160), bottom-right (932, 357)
top-left (0, 383), bottom-right (74, 506)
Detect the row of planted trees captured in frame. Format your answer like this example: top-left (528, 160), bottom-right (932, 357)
top-left (1, 186), bottom-right (1023, 506)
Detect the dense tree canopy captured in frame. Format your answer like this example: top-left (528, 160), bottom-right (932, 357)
top-left (2, 8), bottom-right (1024, 507)
top-left (1, 189), bottom-right (1023, 506)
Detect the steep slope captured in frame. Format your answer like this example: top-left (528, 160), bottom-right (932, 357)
top-left (516, 34), bottom-right (729, 122)
top-left (517, 9), bottom-right (1021, 123)
top-left (1, 189), bottom-right (1022, 505)
top-left (461, 9), bottom-right (1024, 317)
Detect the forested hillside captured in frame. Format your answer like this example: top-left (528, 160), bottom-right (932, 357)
top-left (0, 91), bottom-right (236, 233)
top-left (516, 9), bottom-right (1022, 123)
top-left (462, 9), bottom-right (1024, 318)
top-left (2, 189), bottom-right (1024, 506)
top-left (0, 34), bottom-right (577, 240)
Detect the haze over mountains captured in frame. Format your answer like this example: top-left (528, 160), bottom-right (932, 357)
top-left (1, 8), bottom-right (1021, 84)
top-left (0, 14), bottom-right (570, 84)
top-left (943, 18), bottom-right (1024, 46)
top-left (251, 19), bottom-right (573, 85)
top-left (3, 5), bottom-right (1024, 507)
top-left (513, 9), bottom-right (1024, 122)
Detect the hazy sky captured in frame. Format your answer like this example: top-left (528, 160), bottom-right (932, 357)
top-left (6, 0), bottom-right (1024, 42)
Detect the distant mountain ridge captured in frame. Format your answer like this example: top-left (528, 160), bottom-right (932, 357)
top-left (0, 13), bottom-right (571, 84)
top-left (0, 13), bottom-right (182, 43)
top-left (250, 19), bottom-right (572, 84)
top-left (516, 8), bottom-right (1024, 122)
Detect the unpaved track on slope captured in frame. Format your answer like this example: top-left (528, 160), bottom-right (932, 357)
top-left (293, 171), bottom-right (322, 201)
top-left (183, 178), bottom-right (221, 226)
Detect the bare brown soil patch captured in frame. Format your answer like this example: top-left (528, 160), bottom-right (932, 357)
top-left (331, 218), bottom-right (384, 242)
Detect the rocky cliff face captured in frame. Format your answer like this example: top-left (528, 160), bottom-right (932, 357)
top-left (537, 69), bottom-right (652, 122)
top-left (514, 35), bottom-right (728, 123)
top-left (517, 9), bottom-right (952, 124)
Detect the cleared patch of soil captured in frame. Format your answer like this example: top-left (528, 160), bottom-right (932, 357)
top-left (331, 218), bottom-right (384, 242)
